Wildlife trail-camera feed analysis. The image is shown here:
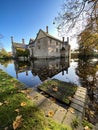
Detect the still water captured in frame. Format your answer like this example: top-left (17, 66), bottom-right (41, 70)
top-left (0, 58), bottom-right (80, 87)
top-left (0, 58), bottom-right (98, 124)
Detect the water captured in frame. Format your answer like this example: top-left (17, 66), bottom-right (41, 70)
top-left (0, 58), bottom-right (81, 87)
top-left (0, 58), bottom-right (98, 124)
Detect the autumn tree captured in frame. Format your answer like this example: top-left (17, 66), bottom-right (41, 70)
top-left (54, 0), bottom-right (98, 57)
top-left (78, 29), bottom-right (98, 57)
top-left (0, 48), bottom-right (8, 58)
top-left (54, 0), bottom-right (98, 34)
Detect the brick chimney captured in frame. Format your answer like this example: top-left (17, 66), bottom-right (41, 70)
top-left (11, 36), bottom-right (14, 43)
top-left (46, 26), bottom-right (48, 33)
top-left (22, 38), bottom-right (25, 44)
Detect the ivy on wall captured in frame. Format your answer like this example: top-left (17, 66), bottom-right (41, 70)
top-left (16, 48), bottom-right (30, 57)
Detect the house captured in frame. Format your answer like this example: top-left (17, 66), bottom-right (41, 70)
top-left (28, 26), bottom-right (71, 59)
top-left (11, 36), bottom-right (29, 60)
top-left (11, 26), bottom-right (71, 59)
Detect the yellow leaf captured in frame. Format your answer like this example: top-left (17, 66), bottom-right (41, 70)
top-left (84, 126), bottom-right (90, 130)
top-left (53, 87), bottom-right (58, 92)
top-left (69, 108), bottom-right (75, 114)
top-left (0, 102), bottom-right (3, 106)
top-left (4, 100), bottom-right (9, 104)
top-left (15, 109), bottom-right (20, 113)
top-left (47, 111), bottom-right (54, 117)
top-left (13, 115), bottom-right (22, 130)
top-left (20, 102), bottom-right (27, 107)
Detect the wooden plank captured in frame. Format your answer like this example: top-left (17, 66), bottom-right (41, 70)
top-left (71, 103), bottom-right (84, 113)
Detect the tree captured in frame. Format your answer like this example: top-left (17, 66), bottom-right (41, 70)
top-left (78, 21), bottom-right (98, 57)
top-left (0, 48), bottom-right (8, 58)
top-left (54, 0), bottom-right (98, 56)
top-left (54, 0), bottom-right (98, 34)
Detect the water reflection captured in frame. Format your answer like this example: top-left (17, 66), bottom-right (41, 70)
top-left (0, 58), bottom-right (98, 124)
top-left (76, 58), bottom-right (98, 124)
top-left (14, 58), bottom-right (70, 81)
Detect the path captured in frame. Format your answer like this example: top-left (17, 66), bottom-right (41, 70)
top-left (28, 85), bottom-right (87, 129)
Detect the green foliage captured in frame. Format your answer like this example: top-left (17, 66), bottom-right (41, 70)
top-left (71, 118), bottom-right (79, 128)
top-left (82, 119), bottom-right (93, 129)
top-left (0, 48), bottom-right (12, 59)
top-left (47, 118), bottom-right (72, 130)
top-left (16, 48), bottom-right (30, 57)
top-left (78, 28), bottom-right (98, 57)
top-left (0, 48), bottom-right (8, 58)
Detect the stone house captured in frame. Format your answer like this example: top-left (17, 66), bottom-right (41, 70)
top-left (28, 26), bottom-right (70, 59)
top-left (11, 36), bottom-right (29, 59)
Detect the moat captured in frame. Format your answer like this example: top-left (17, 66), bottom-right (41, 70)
top-left (0, 58), bottom-right (98, 124)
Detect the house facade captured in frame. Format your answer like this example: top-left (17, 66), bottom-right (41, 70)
top-left (11, 36), bottom-right (29, 60)
top-left (28, 26), bottom-right (71, 59)
top-left (11, 26), bottom-right (71, 59)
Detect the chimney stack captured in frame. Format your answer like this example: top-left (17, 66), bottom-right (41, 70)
top-left (11, 36), bottom-right (14, 43)
top-left (22, 38), bottom-right (25, 44)
top-left (67, 37), bottom-right (69, 44)
top-left (62, 37), bottom-right (64, 42)
top-left (46, 26), bottom-right (48, 33)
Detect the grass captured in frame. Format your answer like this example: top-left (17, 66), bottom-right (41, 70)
top-left (38, 79), bottom-right (77, 105)
top-left (0, 69), bottom-right (72, 130)
top-left (82, 119), bottom-right (93, 129)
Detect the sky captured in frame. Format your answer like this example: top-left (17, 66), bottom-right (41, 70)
top-left (0, 0), bottom-right (78, 52)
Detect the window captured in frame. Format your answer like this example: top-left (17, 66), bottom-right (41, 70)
top-left (38, 40), bottom-right (40, 43)
top-left (56, 41), bottom-right (58, 45)
top-left (56, 48), bottom-right (58, 52)
top-left (50, 39), bottom-right (52, 43)
top-left (38, 44), bottom-right (40, 49)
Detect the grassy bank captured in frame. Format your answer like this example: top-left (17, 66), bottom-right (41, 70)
top-left (0, 69), bottom-right (72, 130)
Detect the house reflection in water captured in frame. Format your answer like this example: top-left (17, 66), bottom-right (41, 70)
top-left (14, 58), bottom-right (70, 81)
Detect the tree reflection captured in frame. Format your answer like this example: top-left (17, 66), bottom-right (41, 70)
top-left (0, 59), bottom-right (13, 68)
top-left (76, 58), bottom-right (98, 124)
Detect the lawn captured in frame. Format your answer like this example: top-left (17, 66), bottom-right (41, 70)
top-left (0, 69), bottom-right (72, 130)
top-left (38, 79), bottom-right (77, 105)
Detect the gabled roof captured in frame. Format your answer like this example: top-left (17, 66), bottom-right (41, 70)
top-left (37, 29), bottom-right (63, 43)
top-left (29, 28), bottom-right (70, 46)
top-left (29, 38), bottom-right (34, 44)
top-left (12, 42), bottom-right (27, 48)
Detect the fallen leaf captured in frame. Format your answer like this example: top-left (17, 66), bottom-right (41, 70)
top-left (53, 87), bottom-right (58, 92)
top-left (0, 102), bottom-right (3, 106)
top-left (49, 97), bottom-right (56, 102)
top-left (20, 90), bottom-right (26, 94)
top-left (69, 108), bottom-right (75, 114)
top-left (27, 95), bottom-right (32, 99)
top-left (13, 115), bottom-right (22, 130)
top-left (84, 126), bottom-right (90, 130)
top-left (15, 109), bottom-right (20, 113)
top-left (47, 111), bottom-right (54, 117)
top-left (20, 102), bottom-right (27, 107)
top-left (4, 100), bottom-right (9, 105)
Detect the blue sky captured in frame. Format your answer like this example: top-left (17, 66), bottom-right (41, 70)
top-left (0, 0), bottom-right (77, 52)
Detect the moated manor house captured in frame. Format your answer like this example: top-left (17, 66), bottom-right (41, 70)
top-left (11, 26), bottom-right (70, 59)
